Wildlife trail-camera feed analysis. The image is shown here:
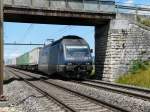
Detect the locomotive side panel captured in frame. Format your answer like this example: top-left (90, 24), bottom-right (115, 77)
top-left (48, 43), bottom-right (60, 74)
top-left (38, 47), bottom-right (49, 74)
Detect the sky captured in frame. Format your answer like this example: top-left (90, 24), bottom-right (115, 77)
top-left (116, 0), bottom-right (150, 5)
top-left (4, 23), bottom-right (95, 61)
top-left (4, 0), bottom-right (150, 61)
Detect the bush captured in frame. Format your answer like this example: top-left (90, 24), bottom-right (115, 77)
top-left (116, 68), bottom-right (150, 88)
top-left (137, 16), bottom-right (150, 27)
top-left (89, 65), bottom-right (96, 79)
top-left (116, 60), bottom-right (150, 88)
top-left (141, 19), bottom-right (150, 27)
top-left (129, 59), bottom-right (150, 74)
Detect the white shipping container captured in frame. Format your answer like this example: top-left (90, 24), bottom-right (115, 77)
top-left (29, 47), bottom-right (41, 65)
top-left (6, 58), bottom-right (16, 65)
top-left (11, 58), bottom-right (16, 65)
top-left (6, 59), bottom-right (11, 65)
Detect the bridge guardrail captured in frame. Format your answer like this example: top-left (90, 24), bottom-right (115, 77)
top-left (116, 3), bottom-right (150, 15)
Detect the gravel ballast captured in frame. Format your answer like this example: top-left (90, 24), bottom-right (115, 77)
top-left (3, 68), bottom-right (150, 112)
top-left (0, 79), bottom-right (65, 112)
top-left (49, 79), bottom-right (150, 112)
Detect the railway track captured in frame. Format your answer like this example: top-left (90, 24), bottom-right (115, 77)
top-left (7, 69), bottom-right (76, 112)
top-left (7, 67), bottom-right (129, 112)
top-left (87, 80), bottom-right (150, 93)
top-left (73, 80), bottom-right (150, 101)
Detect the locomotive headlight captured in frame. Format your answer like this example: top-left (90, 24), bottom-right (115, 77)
top-left (67, 63), bottom-right (72, 65)
top-left (86, 63), bottom-right (90, 65)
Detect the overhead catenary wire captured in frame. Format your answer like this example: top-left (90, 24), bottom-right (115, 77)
top-left (48, 25), bottom-right (72, 39)
top-left (12, 24), bottom-right (34, 58)
top-left (20, 24), bottom-right (34, 43)
top-left (7, 25), bottom-right (72, 60)
top-left (53, 26), bottom-right (74, 39)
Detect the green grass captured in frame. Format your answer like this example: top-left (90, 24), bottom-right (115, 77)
top-left (89, 65), bottom-right (96, 79)
top-left (141, 19), bottom-right (150, 27)
top-left (90, 65), bottom-right (95, 76)
top-left (137, 16), bottom-right (150, 27)
top-left (116, 60), bottom-right (150, 88)
top-left (116, 68), bottom-right (150, 88)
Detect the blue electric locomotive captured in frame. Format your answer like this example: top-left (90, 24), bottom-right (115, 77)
top-left (38, 35), bottom-right (93, 78)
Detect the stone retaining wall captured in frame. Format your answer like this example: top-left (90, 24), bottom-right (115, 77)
top-left (96, 16), bottom-right (150, 81)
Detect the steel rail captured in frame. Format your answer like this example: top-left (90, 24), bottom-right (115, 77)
top-left (86, 80), bottom-right (150, 93)
top-left (8, 69), bottom-right (77, 112)
top-left (73, 80), bottom-right (150, 102)
top-left (9, 68), bottom-right (129, 112)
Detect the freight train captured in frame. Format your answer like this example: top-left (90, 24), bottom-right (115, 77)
top-left (7, 35), bottom-right (93, 79)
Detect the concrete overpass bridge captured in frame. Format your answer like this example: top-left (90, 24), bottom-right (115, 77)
top-left (3, 0), bottom-right (115, 25)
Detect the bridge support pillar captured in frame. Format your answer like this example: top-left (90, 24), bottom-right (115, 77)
top-left (0, 0), bottom-right (6, 101)
top-left (95, 23), bottom-right (110, 80)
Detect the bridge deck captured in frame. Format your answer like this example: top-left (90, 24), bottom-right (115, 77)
top-left (3, 0), bottom-right (115, 25)
top-left (4, 0), bottom-right (115, 13)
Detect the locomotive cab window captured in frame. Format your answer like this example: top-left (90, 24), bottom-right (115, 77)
top-left (65, 46), bottom-right (90, 58)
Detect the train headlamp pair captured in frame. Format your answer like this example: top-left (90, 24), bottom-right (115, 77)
top-left (67, 63), bottom-right (72, 65)
top-left (86, 63), bottom-right (90, 65)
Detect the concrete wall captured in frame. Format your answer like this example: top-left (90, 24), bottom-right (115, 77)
top-left (95, 14), bottom-right (150, 82)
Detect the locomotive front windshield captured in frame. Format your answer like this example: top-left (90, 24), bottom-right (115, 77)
top-left (65, 46), bottom-right (91, 58)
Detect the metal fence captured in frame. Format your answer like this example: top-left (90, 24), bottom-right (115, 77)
top-left (116, 2), bottom-right (150, 15)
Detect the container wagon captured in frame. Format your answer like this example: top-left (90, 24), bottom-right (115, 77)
top-left (6, 58), bottom-right (16, 67)
top-left (16, 47), bottom-right (41, 71)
